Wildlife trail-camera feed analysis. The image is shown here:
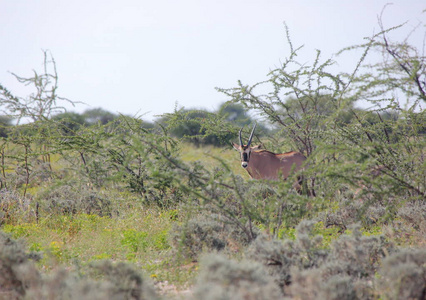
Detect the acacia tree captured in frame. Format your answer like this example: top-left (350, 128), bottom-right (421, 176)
top-left (334, 12), bottom-right (426, 200)
top-left (218, 18), bottom-right (425, 202)
top-left (0, 50), bottom-right (75, 123)
top-left (341, 6), bottom-right (425, 107)
top-left (0, 51), bottom-right (76, 194)
top-left (217, 25), bottom-right (349, 156)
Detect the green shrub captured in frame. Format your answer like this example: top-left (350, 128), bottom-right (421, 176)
top-left (2, 223), bottom-right (41, 239)
top-left (152, 229), bottom-right (170, 250)
top-left (120, 229), bottom-right (149, 253)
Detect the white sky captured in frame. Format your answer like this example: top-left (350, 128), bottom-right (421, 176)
top-left (1, 0), bottom-right (424, 121)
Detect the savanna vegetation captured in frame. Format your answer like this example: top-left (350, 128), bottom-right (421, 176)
top-left (0, 13), bottom-right (425, 300)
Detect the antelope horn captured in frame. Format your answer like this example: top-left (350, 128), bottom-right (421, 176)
top-left (247, 122), bottom-right (257, 147)
top-left (239, 127), bottom-right (244, 147)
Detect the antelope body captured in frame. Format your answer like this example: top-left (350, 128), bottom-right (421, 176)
top-left (232, 124), bottom-right (306, 181)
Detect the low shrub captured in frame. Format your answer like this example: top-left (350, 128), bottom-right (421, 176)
top-left (377, 248), bottom-right (426, 300)
top-left (25, 269), bottom-right (113, 300)
top-left (246, 221), bottom-right (328, 292)
top-left (0, 189), bottom-right (33, 225)
top-left (169, 210), bottom-right (254, 261)
top-left (328, 224), bottom-right (394, 278)
top-left (289, 269), bottom-right (358, 300)
top-left (86, 260), bottom-right (159, 300)
top-left (26, 261), bottom-right (160, 300)
top-left (37, 182), bottom-right (112, 217)
top-left (395, 201), bottom-right (426, 243)
top-left (323, 196), bottom-right (388, 231)
top-left (0, 230), bottom-right (41, 299)
top-left (246, 221), bottom-right (395, 298)
top-left (0, 230), bottom-right (159, 300)
top-left (169, 213), bottom-right (227, 260)
top-left (192, 254), bottom-right (282, 300)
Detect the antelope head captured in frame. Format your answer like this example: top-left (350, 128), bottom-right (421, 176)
top-left (232, 123), bottom-right (260, 169)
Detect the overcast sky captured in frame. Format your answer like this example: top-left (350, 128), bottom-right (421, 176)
top-left (1, 0), bottom-right (424, 121)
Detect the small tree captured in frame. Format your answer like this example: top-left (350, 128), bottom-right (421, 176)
top-left (218, 18), bottom-right (425, 208)
top-left (0, 50), bottom-right (76, 124)
top-left (216, 25), bottom-right (350, 156)
top-left (0, 51), bottom-right (77, 194)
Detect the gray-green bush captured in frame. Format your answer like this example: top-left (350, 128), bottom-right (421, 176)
top-left (0, 230), bottom-right (159, 300)
top-left (0, 231), bottom-right (41, 299)
top-left (377, 249), bottom-right (426, 300)
top-left (36, 181), bottom-right (112, 217)
top-left (192, 254), bottom-right (282, 300)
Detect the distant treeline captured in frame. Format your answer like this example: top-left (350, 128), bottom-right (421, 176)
top-left (0, 102), bottom-right (263, 147)
top-left (1, 100), bottom-right (420, 147)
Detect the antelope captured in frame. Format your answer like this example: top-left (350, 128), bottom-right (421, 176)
top-left (232, 124), bottom-right (307, 190)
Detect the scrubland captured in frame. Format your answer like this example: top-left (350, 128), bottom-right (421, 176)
top-left (1, 18), bottom-right (425, 300)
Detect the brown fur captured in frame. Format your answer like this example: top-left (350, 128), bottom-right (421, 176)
top-left (247, 149), bottom-right (306, 180)
top-left (232, 143), bottom-right (306, 181)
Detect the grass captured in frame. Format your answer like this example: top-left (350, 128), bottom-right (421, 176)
top-left (2, 206), bottom-right (181, 281)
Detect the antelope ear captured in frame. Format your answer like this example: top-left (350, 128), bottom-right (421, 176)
top-left (232, 142), bottom-right (240, 150)
top-left (251, 145), bottom-right (262, 150)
